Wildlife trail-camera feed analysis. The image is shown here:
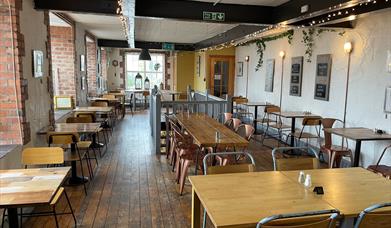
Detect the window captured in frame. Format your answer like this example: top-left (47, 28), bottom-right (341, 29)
top-left (125, 52), bottom-right (165, 90)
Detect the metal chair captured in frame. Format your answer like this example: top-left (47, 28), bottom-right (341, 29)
top-left (354, 202), bottom-right (391, 228)
top-left (367, 145), bottom-right (391, 179)
top-left (202, 152), bottom-right (256, 228)
top-left (321, 118), bottom-right (353, 168)
top-left (272, 147), bottom-right (319, 171)
top-left (1, 147), bottom-right (77, 228)
top-left (261, 106), bottom-right (290, 146)
top-left (256, 209), bottom-right (340, 228)
top-left (286, 117), bottom-right (322, 148)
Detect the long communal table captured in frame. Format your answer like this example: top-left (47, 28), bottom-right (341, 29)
top-left (189, 167), bottom-right (391, 228)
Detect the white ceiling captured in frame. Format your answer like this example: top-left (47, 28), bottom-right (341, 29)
top-left (65, 12), bottom-right (125, 40)
top-left (135, 18), bottom-right (236, 43)
top-left (190, 0), bottom-right (290, 6)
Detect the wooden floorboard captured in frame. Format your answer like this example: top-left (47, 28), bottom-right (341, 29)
top-left (10, 111), bottom-right (282, 228)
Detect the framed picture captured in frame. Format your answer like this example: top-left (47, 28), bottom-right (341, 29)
top-left (237, 62), bottom-right (243, 77)
top-left (265, 59), bottom-right (275, 92)
top-left (80, 55), bottom-right (85, 72)
top-left (196, 55), bottom-right (201, 77)
top-left (32, 50), bottom-right (44, 77)
top-left (289, 56), bottom-right (303, 97)
top-left (314, 54), bottom-right (332, 101)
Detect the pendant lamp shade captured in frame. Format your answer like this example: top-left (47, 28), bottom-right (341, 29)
top-left (139, 49), bottom-right (151, 61)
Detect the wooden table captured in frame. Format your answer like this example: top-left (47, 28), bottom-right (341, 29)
top-left (161, 90), bottom-right (183, 101)
top-left (189, 168), bottom-right (391, 228)
top-left (175, 113), bottom-right (248, 148)
top-left (245, 102), bottom-right (271, 133)
top-left (73, 106), bottom-right (113, 113)
top-left (189, 171), bottom-right (334, 228)
top-left (125, 89), bottom-right (149, 111)
top-left (282, 168), bottom-right (391, 217)
top-left (272, 111), bottom-right (321, 146)
top-left (0, 167), bottom-right (70, 227)
top-left (90, 97), bottom-right (120, 102)
top-left (324, 127), bottom-right (391, 167)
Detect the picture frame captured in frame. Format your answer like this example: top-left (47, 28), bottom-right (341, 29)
top-left (289, 56), bottom-right (304, 97)
top-left (32, 50), bottom-right (44, 77)
top-left (196, 55), bottom-right (201, 77)
top-left (80, 54), bottom-right (85, 72)
top-left (237, 62), bottom-right (243, 77)
top-left (314, 54), bottom-right (332, 101)
top-left (265, 59), bottom-right (275, 92)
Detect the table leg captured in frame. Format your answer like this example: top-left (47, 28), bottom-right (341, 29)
top-left (191, 188), bottom-right (201, 228)
top-left (7, 208), bottom-right (18, 228)
top-left (133, 93), bottom-right (136, 112)
top-left (290, 117), bottom-right (296, 146)
top-left (353, 140), bottom-right (362, 167)
top-left (68, 145), bottom-right (88, 184)
top-left (253, 106), bottom-right (258, 134)
top-left (91, 133), bottom-right (104, 148)
top-left (172, 94), bottom-right (175, 101)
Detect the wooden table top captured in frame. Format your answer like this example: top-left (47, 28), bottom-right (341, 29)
top-left (0, 167), bottom-right (70, 207)
top-left (245, 102), bottom-right (271, 107)
top-left (125, 89), bottom-right (148, 93)
top-left (161, 90), bottom-right (183, 95)
top-left (324, 127), bottom-right (391, 141)
top-left (189, 171), bottom-right (334, 228)
top-left (90, 97), bottom-right (120, 102)
top-left (271, 111), bottom-right (321, 118)
top-left (73, 106), bottom-right (113, 113)
top-left (282, 168), bottom-right (391, 217)
top-left (37, 123), bottom-right (101, 135)
top-left (175, 113), bottom-right (249, 148)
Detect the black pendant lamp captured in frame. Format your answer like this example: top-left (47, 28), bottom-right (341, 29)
top-left (139, 48), bottom-right (151, 61)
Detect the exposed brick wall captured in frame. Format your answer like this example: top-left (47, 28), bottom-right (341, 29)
top-left (0, 0), bottom-right (27, 145)
top-left (86, 40), bottom-right (97, 94)
top-left (50, 26), bottom-right (76, 100)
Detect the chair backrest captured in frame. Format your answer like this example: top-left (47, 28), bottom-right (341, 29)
top-left (257, 209), bottom-right (340, 228)
top-left (232, 118), bottom-right (242, 131)
top-left (302, 117), bottom-right (322, 126)
top-left (75, 112), bottom-right (96, 122)
top-left (224, 113), bottom-right (233, 122)
top-left (265, 106), bottom-right (280, 113)
top-left (91, 101), bottom-right (108, 107)
top-left (102, 94), bottom-right (115, 99)
top-left (272, 147), bottom-right (320, 171)
top-left (234, 97), bottom-right (248, 105)
top-left (47, 132), bottom-right (79, 145)
top-left (203, 151), bottom-right (256, 175)
top-left (66, 116), bottom-right (92, 123)
top-left (354, 202), bottom-right (391, 228)
top-left (321, 118), bottom-right (337, 148)
top-left (143, 91), bottom-right (150, 96)
top-left (374, 145), bottom-right (391, 167)
top-left (22, 147), bottom-right (64, 166)
top-left (236, 124), bottom-right (255, 141)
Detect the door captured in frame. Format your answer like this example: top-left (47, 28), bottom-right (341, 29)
top-left (210, 56), bottom-right (235, 97)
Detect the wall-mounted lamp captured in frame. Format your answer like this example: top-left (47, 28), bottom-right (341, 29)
top-left (245, 56), bottom-right (250, 62)
top-left (343, 41), bottom-right (353, 126)
top-left (344, 42), bottom-right (353, 54)
top-left (279, 51), bottom-right (286, 59)
top-left (245, 56), bottom-right (250, 97)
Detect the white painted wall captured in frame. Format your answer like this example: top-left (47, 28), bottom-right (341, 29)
top-left (235, 9), bottom-right (391, 167)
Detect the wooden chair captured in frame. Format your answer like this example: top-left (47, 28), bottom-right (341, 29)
top-left (321, 118), bottom-right (353, 168)
top-left (74, 112), bottom-right (109, 151)
top-left (102, 94), bottom-right (116, 99)
top-left (272, 147), bottom-right (320, 171)
top-left (75, 112), bottom-right (96, 123)
top-left (256, 209), bottom-right (340, 228)
top-left (1, 147), bottom-right (77, 228)
top-left (47, 132), bottom-right (91, 194)
top-left (261, 106), bottom-right (290, 145)
top-left (287, 117), bottom-right (322, 147)
top-left (91, 101), bottom-right (109, 107)
top-left (202, 151), bottom-right (256, 228)
top-left (354, 202), bottom-right (391, 228)
top-left (367, 145), bottom-right (391, 179)
top-left (66, 116), bottom-right (91, 123)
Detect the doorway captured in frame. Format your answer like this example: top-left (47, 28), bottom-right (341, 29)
top-left (209, 55), bottom-right (235, 97)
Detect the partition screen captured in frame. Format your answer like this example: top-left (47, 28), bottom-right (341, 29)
top-left (125, 52), bottom-right (165, 90)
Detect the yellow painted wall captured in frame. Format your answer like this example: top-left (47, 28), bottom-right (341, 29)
top-left (176, 51), bottom-right (195, 92)
top-left (193, 47), bottom-right (235, 92)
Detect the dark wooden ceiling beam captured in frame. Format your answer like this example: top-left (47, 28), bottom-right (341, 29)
top-left (34, 0), bottom-right (117, 14)
top-left (98, 39), bottom-right (195, 51)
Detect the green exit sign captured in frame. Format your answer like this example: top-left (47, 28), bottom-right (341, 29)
top-left (203, 11), bottom-right (225, 22)
top-left (162, 43), bottom-right (175, 50)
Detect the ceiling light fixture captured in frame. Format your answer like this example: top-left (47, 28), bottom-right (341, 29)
top-left (139, 48), bottom-right (151, 61)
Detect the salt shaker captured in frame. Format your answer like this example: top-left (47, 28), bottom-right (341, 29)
top-left (215, 131), bottom-right (220, 141)
top-left (304, 174), bottom-right (312, 188)
top-left (298, 171), bottom-right (305, 184)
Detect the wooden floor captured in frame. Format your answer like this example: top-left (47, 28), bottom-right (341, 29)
top-left (16, 111), bottom-right (278, 228)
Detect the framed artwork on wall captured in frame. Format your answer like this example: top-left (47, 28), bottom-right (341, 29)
top-left (265, 59), bottom-right (275, 92)
top-left (80, 55), bottom-right (85, 72)
top-left (196, 55), bottom-right (201, 77)
top-left (237, 62), bottom-right (243, 77)
top-left (314, 54), bottom-right (332, 101)
top-left (32, 50), bottom-right (44, 77)
top-left (289, 56), bottom-right (303, 96)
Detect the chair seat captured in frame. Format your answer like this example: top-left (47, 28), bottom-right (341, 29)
top-left (268, 123), bottom-right (290, 129)
top-left (50, 187), bottom-right (64, 205)
top-left (77, 141), bottom-right (92, 149)
top-left (64, 150), bottom-right (87, 161)
top-left (290, 131), bottom-right (319, 139)
top-left (321, 145), bottom-right (351, 154)
top-left (255, 118), bottom-right (276, 123)
top-left (367, 165), bottom-right (391, 179)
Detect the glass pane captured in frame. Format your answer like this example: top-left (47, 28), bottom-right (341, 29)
top-left (221, 61), bottom-right (229, 95)
top-left (126, 53), bottom-right (139, 71)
